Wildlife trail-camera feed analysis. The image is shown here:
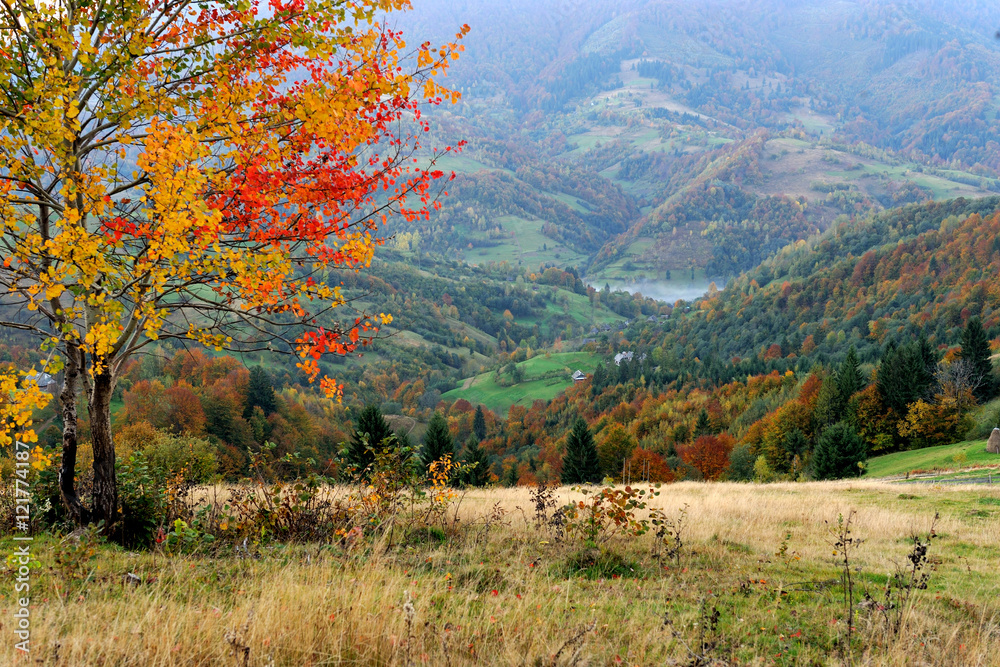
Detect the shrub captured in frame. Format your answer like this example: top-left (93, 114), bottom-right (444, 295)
top-left (964, 397), bottom-right (1000, 440)
top-left (562, 546), bottom-right (637, 579)
top-left (563, 485), bottom-right (657, 544)
top-left (727, 444), bottom-right (755, 481)
top-left (115, 451), bottom-right (168, 549)
top-left (141, 432), bottom-right (218, 483)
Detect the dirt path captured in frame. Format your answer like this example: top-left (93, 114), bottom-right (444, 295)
top-left (461, 376), bottom-right (475, 390)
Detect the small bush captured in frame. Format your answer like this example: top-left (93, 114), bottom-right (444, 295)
top-left (562, 546), bottom-right (637, 579)
top-left (141, 432), bottom-right (218, 483)
top-left (404, 526), bottom-right (447, 545)
top-left (115, 452), bottom-right (168, 549)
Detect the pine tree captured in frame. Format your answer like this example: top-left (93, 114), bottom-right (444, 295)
top-left (473, 405), bottom-right (487, 441)
top-left (959, 317), bottom-right (997, 402)
top-left (877, 337), bottom-right (937, 414)
top-left (592, 363), bottom-right (608, 394)
top-left (460, 438), bottom-right (492, 487)
top-left (561, 417), bottom-right (602, 484)
top-left (694, 409), bottom-right (712, 437)
top-left (421, 411), bottom-right (454, 471)
top-left (503, 459), bottom-right (520, 487)
top-left (836, 346), bottom-right (865, 407)
top-left (783, 429), bottom-right (808, 458)
top-left (244, 366), bottom-right (277, 418)
top-left (812, 421), bottom-right (867, 480)
top-left (814, 373), bottom-right (841, 427)
top-left (343, 404), bottom-right (393, 480)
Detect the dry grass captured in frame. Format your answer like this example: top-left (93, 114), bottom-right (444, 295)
top-left (3, 480), bottom-right (999, 666)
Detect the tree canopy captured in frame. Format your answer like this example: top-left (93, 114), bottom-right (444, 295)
top-left (0, 0), bottom-right (468, 528)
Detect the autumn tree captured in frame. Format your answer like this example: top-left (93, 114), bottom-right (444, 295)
top-left (0, 0), bottom-right (468, 527)
top-left (678, 433), bottom-right (735, 481)
top-left (597, 423), bottom-right (636, 480)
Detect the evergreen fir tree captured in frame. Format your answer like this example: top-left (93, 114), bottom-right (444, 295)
top-left (591, 363), bottom-right (608, 394)
top-left (561, 417), bottom-right (602, 484)
top-left (343, 404), bottom-right (393, 480)
top-left (503, 459), bottom-right (520, 487)
top-left (460, 438), bottom-right (492, 487)
top-left (783, 429), bottom-right (808, 458)
top-left (421, 411), bottom-right (454, 471)
top-left (244, 366), bottom-right (277, 418)
top-left (916, 333), bottom-right (938, 387)
top-left (878, 337), bottom-right (938, 414)
top-left (473, 405), bottom-right (487, 441)
top-left (694, 409), bottom-right (712, 437)
top-left (959, 317), bottom-right (997, 402)
top-left (814, 373), bottom-right (841, 427)
top-left (812, 421), bottom-right (867, 480)
top-left (836, 346), bottom-right (864, 407)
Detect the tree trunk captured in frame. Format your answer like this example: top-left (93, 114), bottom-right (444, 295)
top-left (58, 343), bottom-right (90, 524)
top-left (89, 363), bottom-right (118, 528)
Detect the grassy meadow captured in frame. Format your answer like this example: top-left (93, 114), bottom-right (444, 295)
top-left (866, 440), bottom-right (1000, 480)
top-left (442, 352), bottom-right (602, 414)
top-left (4, 480), bottom-right (999, 666)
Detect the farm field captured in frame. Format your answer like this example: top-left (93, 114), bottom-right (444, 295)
top-left (5, 481), bottom-right (998, 666)
top-left (443, 351), bottom-right (602, 414)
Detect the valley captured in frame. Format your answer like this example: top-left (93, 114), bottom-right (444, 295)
top-left (3, 2), bottom-right (1000, 664)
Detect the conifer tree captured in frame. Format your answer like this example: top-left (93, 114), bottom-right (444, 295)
top-left (503, 460), bottom-right (520, 487)
top-left (421, 411), bottom-right (454, 471)
top-left (812, 421), bottom-right (867, 480)
top-left (561, 417), bottom-right (602, 484)
top-left (694, 409), bottom-right (712, 437)
top-left (814, 373), bottom-right (841, 427)
top-left (837, 346), bottom-right (865, 407)
top-left (244, 366), bottom-right (277, 418)
top-left (877, 337), bottom-right (937, 414)
top-left (460, 438), bottom-right (492, 487)
top-left (473, 405), bottom-right (488, 441)
top-left (344, 404), bottom-right (393, 480)
top-left (592, 363), bottom-right (608, 393)
top-left (959, 317), bottom-right (997, 402)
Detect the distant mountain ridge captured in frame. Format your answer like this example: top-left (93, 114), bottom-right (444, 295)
top-left (392, 0), bottom-right (1000, 286)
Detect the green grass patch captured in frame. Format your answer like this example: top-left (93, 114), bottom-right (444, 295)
top-left (866, 440), bottom-right (1000, 478)
top-left (442, 351), bottom-right (602, 414)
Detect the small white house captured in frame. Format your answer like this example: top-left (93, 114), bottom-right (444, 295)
top-left (571, 370), bottom-right (587, 382)
top-left (27, 372), bottom-right (55, 388)
top-left (614, 351), bottom-right (634, 366)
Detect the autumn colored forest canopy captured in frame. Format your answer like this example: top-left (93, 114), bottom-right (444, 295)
top-left (1, 0), bottom-right (999, 544)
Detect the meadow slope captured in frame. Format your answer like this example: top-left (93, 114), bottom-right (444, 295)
top-left (5, 481), bottom-right (998, 666)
